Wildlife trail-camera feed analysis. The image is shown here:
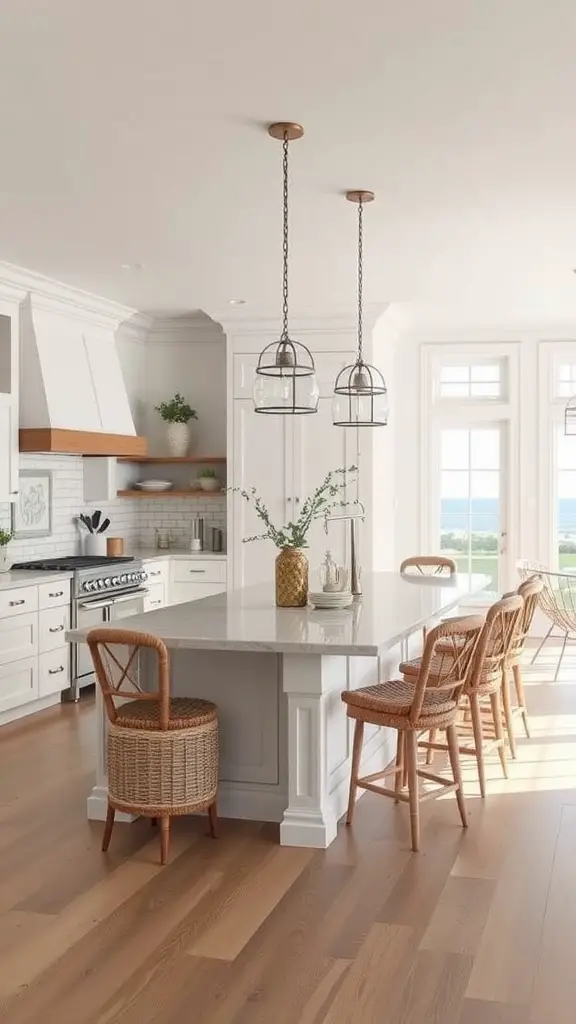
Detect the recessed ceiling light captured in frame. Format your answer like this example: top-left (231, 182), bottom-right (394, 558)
top-left (121, 262), bottom-right (144, 270)
top-left (229, 298), bottom-right (246, 305)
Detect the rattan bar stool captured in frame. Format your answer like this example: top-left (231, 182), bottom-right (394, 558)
top-left (342, 615), bottom-right (484, 852)
top-left (399, 555), bottom-right (458, 656)
top-left (502, 577), bottom-right (543, 748)
top-left (87, 628), bottom-right (219, 865)
top-left (400, 595), bottom-right (524, 796)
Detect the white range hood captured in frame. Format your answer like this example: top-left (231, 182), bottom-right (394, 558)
top-left (19, 296), bottom-right (146, 456)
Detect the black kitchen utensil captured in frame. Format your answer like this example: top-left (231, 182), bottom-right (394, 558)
top-left (80, 514), bottom-right (94, 534)
top-left (98, 517), bottom-right (110, 534)
top-left (92, 510), bottom-right (102, 531)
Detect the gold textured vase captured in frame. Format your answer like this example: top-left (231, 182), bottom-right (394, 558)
top-left (275, 547), bottom-right (309, 607)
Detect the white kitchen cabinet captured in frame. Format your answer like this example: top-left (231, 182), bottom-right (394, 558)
top-left (0, 657), bottom-right (38, 714)
top-left (144, 583), bottom-right (165, 611)
top-left (39, 604), bottom-right (70, 653)
top-left (0, 612), bottom-right (38, 666)
top-left (0, 307), bottom-right (19, 503)
top-left (170, 581), bottom-right (226, 606)
top-left (39, 647), bottom-right (70, 698)
top-left (231, 350), bottom-right (358, 589)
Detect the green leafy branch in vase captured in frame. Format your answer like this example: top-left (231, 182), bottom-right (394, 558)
top-left (231, 466), bottom-right (359, 549)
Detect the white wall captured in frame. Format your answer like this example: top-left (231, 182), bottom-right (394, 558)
top-left (143, 314), bottom-right (226, 456)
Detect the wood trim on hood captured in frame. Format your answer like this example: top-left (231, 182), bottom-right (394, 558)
top-left (19, 429), bottom-right (147, 457)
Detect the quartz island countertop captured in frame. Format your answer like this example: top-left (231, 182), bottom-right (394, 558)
top-left (67, 571), bottom-right (488, 657)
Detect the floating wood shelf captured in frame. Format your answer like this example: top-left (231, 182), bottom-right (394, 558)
top-left (117, 456), bottom-right (226, 464)
top-left (117, 490), bottom-right (227, 499)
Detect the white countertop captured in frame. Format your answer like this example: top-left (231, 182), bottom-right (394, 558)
top-left (0, 569), bottom-right (73, 591)
top-left (134, 548), bottom-right (227, 562)
top-left (67, 572), bottom-right (488, 656)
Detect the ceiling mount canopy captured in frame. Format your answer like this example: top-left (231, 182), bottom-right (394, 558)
top-left (333, 190), bottom-right (388, 428)
top-left (253, 122), bottom-right (319, 416)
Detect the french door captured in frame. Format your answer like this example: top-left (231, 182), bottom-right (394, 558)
top-left (434, 422), bottom-right (509, 597)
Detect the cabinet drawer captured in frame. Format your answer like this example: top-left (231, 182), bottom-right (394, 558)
top-left (39, 604), bottom-right (70, 654)
top-left (170, 581), bottom-right (226, 606)
top-left (0, 586), bottom-right (38, 619)
top-left (0, 657), bottom-right (38, 713)
top-left (0, 613), bottom-right (38, 666)
top-left (39, 647), bottom-right (70, 698)
top-left (38, 579), bottom-right (70, 610)
top-left (143, 560), bottom-right (169, 585)
top-left (144, 583), bottom-right (165, 611)
top-left (172, 559), bottom-right (226, 585)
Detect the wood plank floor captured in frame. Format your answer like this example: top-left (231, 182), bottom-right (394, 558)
top-left (1, 644), bottom-right (576, 1022)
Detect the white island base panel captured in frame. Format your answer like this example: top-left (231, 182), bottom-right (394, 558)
top-left (87, 647), bottom-right (397, 849)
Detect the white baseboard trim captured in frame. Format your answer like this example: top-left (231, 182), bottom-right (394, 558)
top-left (0, 693), bottom-right (60, 729)
top-left (87, 781), bottom-right (287, 826)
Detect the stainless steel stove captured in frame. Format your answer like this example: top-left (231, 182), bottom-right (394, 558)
top-left (13, 555), bottom-right (149, 700)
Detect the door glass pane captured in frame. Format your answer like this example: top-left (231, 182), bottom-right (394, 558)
top-left (471, 429), bottom-right (499, 469)
top-left (441, 430), bottom-right (469, 469)
top-left (440, 382), bottom-right (470, 398)
top-left (441, 366), bottom-right (470, 383)
top-left (557, 425), bottom-right (576, 569)
top-left (471, 364), bottom-right (500, 382)
top-left (471, 382), bottom-right (500, 398)
top-left (440, 426), bottom-right (502, 594)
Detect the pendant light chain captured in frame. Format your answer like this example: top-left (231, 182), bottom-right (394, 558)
top-left (357, 197), bottom-right (364, 363)
top-left (281, 132), bottom-right (290, 342)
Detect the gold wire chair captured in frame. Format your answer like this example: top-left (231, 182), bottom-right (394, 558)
top-left (517, 559), bottom-right (576, 681)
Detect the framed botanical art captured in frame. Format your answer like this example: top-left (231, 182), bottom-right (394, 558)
top-left (11, 470), bottom-right (53, 538)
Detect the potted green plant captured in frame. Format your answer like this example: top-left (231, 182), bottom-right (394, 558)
top-left (0, 528), bottom-right (13, 574)
top-left (233, 466), bottom-right (357, 607)
top-left (155, 392), bottom-right (198, 456)
top-left (197, 467), bottom-right (222, 492)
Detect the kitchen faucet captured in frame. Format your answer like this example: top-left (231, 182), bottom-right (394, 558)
top-left (324, 501), bottom-right (366, 597)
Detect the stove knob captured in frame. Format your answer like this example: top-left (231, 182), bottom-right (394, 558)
top-left (86, 581), bottom-right (95, 592)
top-left (82, 581), bottom-right (90, 592)
top-left (111, 576), bottom-right (120, 585)
top-left (119, 574), bottom-right (127, 583)
top-left (103, 577), bottom-right (112, 587)
top-left (98, 579), bottom-right (105, 589)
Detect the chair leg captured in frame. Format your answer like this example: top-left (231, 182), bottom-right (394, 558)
top-left (102, 803), bottom-right (115, 852)
top-left (490, 689), bottom-right (508, 779)
top-left (405, 730), bottom-right (420, 852)
top-left (346, 719), bottom-right (364, 826)
top-left (394, 730), bottom-right (404, 803)
top-left (531, 623), bottom-right (553, 665)
top-left (208, 800), bottom-right (218, 839)
top-left (501, 670), bottom-right (517, 759)
top-left (150, 817), bottom-right (158, 828)
top-left (512, 663), bottom-right (530, 739)
top-left (160, 816), bottom-right (170, 865)
top-left (469, 694), bottom-right (486, 798)
top-left (446, 723), bottom-right (468, 828)
top-left (426, 728), bottom-right (437, 765)
top-left (555, 632), bottom-right (569, 683)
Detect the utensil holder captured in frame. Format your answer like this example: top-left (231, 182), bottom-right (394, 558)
top-left (85, 534), bottom-right (107, 556)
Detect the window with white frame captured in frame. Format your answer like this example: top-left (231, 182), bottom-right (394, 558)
top-left (439, 427), bottom-right (502, 592)
top-left (555, 429), bottom-right (576, 570)
top-left (437, 360), bottom-right (504, 400)
top-left (557, 363), bottom-right (576, 398)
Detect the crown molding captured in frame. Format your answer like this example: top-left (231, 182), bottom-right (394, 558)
top-left (0, 261), bottom-right (142, 328)
top-left (145, 311), bottom-right (224, 342)
top-left (210, 302), bottom-right (388, 337)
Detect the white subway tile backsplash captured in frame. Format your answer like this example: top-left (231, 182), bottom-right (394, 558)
top-left (0, 454), bottom-right (227, 559)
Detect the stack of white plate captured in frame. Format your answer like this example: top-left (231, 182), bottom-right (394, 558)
top-left (308, 591), bottom-right (354, 609)
top-left (134, 480), bottom-right (173, 492)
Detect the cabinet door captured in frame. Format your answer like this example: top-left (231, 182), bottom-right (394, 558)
top-left (0, 613), bottom-right (38, 666)
top-left (0, 657), bottom-right (38, 713)
top-left (0, 394), bottom-right (18, 503)
top-left (292, 398), bottom-right (359, 574)
top-left (232, 399), bottom-right (290, 588)
top-left (170, 581), bottom-right (226, 606)
top-left (144, 583), bottom-right (165, 611)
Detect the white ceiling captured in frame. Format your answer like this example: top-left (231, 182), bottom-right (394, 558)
top-left (1, 0), bottom-right (576, 318)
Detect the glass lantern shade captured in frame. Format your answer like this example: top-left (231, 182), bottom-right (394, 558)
top-left (254, 338), bottom-right (319, 415)
top-left (333, 359), bottom-right (388, 427)
top-left (565, 397), bottom-right (576, 435)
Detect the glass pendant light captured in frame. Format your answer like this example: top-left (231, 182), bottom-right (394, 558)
top-left (333, 190), bottom-right (388, 427)
top-left (254, 122), bottom-right (319, 415)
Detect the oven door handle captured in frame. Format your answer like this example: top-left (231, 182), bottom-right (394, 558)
top-left (77, 598), bottom-right (114, 611)
top-left (110, 588), bottom-right (149, 605)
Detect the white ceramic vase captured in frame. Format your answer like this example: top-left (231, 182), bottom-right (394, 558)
top-left (166, 422), bottom-right (190, 457)
top-left (0, 546), bottom-right (11, 574)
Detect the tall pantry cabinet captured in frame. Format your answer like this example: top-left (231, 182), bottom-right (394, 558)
top-left (229, 348), bottom-right (359, 590)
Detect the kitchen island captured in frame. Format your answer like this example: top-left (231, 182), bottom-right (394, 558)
top-left (68, 571), bottom-right (487, 848)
